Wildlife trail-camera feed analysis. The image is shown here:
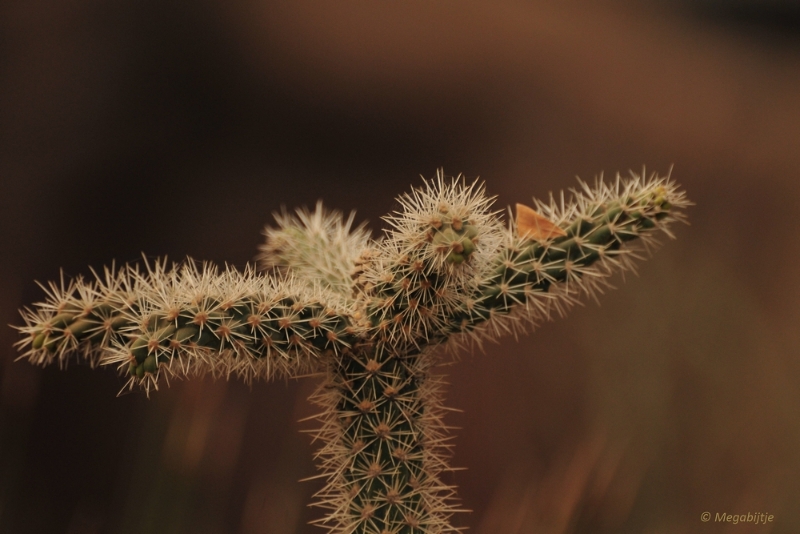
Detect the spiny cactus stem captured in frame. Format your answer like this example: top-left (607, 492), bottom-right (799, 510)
top-left (19, 280), bottom-right (361, 385)
top-left (312, 344), bottom-right (458, 533)
top-left (451, 202), bottom-right (675, 337)
top-left (31, 307), bottom-right (133, 358)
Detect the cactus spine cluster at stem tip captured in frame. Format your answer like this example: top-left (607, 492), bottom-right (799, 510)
top-left (15, 169), bottom-right (690, 533)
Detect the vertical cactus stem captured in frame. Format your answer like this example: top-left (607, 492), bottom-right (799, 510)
top-left (310, 344), bottom-right (460, 533)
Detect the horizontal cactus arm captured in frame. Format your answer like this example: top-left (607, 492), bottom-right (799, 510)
top-left (15, 258), bottom-right (362, 394)
top-left (448, 172), bottom-right (690, 342)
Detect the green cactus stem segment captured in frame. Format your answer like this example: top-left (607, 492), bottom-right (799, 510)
top-left (28, 298), bottom-right (352, 363)
top-left (362, 183), bottom-right (680, 348)
top-left (431, 222), bottom-right (479, 264)
top-left (16, 264), bottom-right (361, 390)
top-left (311, 344), bottom-right (458, 533)
top-left (449, 189), bottom-right (675, 336)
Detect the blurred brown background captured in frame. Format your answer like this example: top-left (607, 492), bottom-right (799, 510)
top-left (2, 1), bottom-right (800, 532)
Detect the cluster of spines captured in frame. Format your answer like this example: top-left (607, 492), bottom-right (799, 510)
top-left (260, 201), bottom-right (371, 296)
top-left (382, 176), bottom-right (503, 269)
top-left (308, 344), bottom-right (462, 534)
top-left (356, 174), bottom-right (506, 350)
top-left (15, 259), bottom-right (359, 394)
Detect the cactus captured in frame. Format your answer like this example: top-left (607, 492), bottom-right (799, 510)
top-left (15, 169), bottom-right (689, 533)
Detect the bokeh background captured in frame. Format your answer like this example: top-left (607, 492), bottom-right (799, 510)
top-left (2, 1), bottom-right (800, 532)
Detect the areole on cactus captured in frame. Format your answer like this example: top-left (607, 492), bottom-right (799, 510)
top-left (15, 169), bottom-right (689, 533)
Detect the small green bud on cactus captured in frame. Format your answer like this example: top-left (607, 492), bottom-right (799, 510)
top-left (14, 168), bottom-right (689, 533)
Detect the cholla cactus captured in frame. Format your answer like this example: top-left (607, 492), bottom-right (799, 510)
top-left (15, 169), bottom-right (689, 533)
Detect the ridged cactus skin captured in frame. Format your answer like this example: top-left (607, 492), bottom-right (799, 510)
top-left (15, 169), bottom-right (689, 533)
top-left (17, 261), bottom-right (360, 394)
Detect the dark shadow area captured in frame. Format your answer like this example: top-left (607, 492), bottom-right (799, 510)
top-left (690, 0), bottom-right (800, 42)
